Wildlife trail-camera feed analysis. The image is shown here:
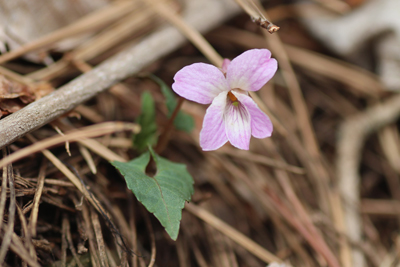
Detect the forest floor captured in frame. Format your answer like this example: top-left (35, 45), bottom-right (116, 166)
top-left (0, 0), bottom-right (399, 266)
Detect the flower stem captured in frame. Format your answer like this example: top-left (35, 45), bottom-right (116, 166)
top-left (155, 97), bottom-right (184, 154)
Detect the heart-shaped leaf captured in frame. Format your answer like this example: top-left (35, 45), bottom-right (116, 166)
top-left (111, 148), bottom-right (194, 240)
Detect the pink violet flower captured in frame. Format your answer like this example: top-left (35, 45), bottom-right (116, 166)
top-left (172, 49), bottom-right (278, 151)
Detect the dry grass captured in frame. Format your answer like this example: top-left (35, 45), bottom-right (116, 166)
top-left (0, 0), bottom-right (399, 266)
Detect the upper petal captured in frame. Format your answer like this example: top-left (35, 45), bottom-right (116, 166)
top-left (224, 98), bottom-right (252, 150)
top-left (226, 49), bottom-right (278, 92)
top-left (200, 91), bottom-right (229, 151)
top-left (172, 63), bottom-right (229, 104)
top-left (221, 59), bottom-right (231, 74)
top-left (235, 92), bottom-right (273, 138)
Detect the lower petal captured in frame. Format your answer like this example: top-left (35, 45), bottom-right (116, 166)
top-left (200, 92), bottom-right (228, 151)
top-left (224, 100), bottom-right (251, 150)
top-left (235, 93), bottom-right (273, 138)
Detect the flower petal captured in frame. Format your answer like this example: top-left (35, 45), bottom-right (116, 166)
top-left (221, 59), bottom-right (231, 74)
top-left (235, 92), bottom-right (273, 138)
top-left (200, 92), bottom-right (229, 151)
top-left (172, 63), bottom-right (229, 104)
top-left (224, 98), bottom-right (251, 150)
top-left (226, 49), bottom-right (278, 92)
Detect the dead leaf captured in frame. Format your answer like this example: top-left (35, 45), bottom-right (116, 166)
top-left (0, 75), bottom-right (36, 117)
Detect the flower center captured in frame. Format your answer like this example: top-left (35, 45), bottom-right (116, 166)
top-left (228, 91), bottom-right (239, 107)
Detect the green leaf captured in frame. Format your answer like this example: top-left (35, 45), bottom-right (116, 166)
top-left (148, 74), bottom-right (194, 133)
top-left (132, 92), bottom-right (158, 151)
top-left (111, 148), bottom-right (194, 240)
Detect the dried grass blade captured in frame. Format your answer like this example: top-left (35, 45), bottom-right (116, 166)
top-left (217, 148), bottom-right (305, 174)
top-left (0, 149), bottom-right (8, 234)
top-left (379, 126), bottom-right (400, 174)
top-left (185, 203), bottom-right (282, 264)
top-left (0, 155), bottom-right (16, 265)
top-left (23, 134), bottom-right (113, 231)
top-left (81, 203), bottom-right (101, 267)
top-left (78, 144), bottom-right (97, 174)
top-left (64, 214), bottom-right (85, 267)
top-left (16, 203), bottom-right (37, 265)
top-left (106, 247), bottom-right (118, 267)
top-left (9, 232), bottom-right (40, 267)
top-left (91, 208), bottom-right (109, 267)
top-left (142, 207), bottom-right (156, 267)
top-left (28, 160), bottom-right (47, 237)
top-left (0, 1), bottom-right (139, 64)
top-left (145, 0), bottom-right (223, 67)
top-left (27, 4), bottom-right (156, 81)
top-left (284, 45), bottom-right (383, 97)
top-left (128, 194), bottom-right (138, 267)
top-left (0, 122), bottom-right (139, 169)
top-left (61, 215), bottom-right (68, 267)
top-left (253, 5), bottom-right (347, 266)
top-left (311, 0), bottom-right (351, 14)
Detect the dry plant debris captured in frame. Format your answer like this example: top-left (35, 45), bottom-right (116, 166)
top-left (0, 0), bottom-right (399, 267)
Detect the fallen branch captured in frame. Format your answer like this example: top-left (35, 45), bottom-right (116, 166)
top-left (337, 93), bottom-right (400, 267)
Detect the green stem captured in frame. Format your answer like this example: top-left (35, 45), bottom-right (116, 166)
top-left (155, 97), bottom-right (185, 154)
